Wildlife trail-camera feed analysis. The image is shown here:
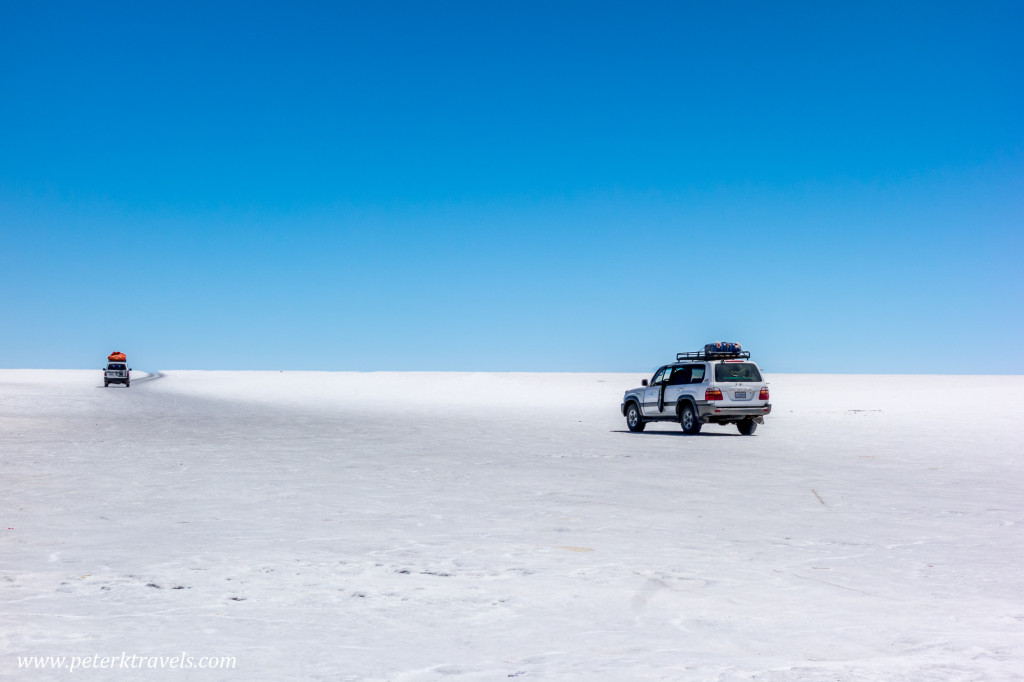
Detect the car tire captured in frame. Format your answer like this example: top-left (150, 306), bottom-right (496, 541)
top-left (104, 381), bottom-right (109, 387)
top-left (626, 403), bottom-right (645, 432)
top-left (680, 404), bottom-right (702, 435)
top-left (125, 381), bottom-right (130, 388)
top-left (737, 419), bottom-right (757, 436)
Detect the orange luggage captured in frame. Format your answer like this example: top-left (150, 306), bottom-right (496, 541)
top-left (108, 352), bottom-right (127, 362)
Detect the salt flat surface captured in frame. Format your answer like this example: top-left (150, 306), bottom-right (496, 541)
top-left (2, 370), bottom-right (1023, 681)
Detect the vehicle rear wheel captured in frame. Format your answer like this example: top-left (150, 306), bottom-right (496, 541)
top-left (125, 381), bottom-right (130, 388)
top-left (625, 403), bottom-right (645, 432)
top-left (104, 381), bottom-right (109, 387)
top-left (680, 404), bottom-right (702, 434)
top-left (737, 419), bottom-right (757, 435)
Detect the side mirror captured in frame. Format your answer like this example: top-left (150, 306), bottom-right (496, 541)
top-left (641, 379), bottom-right (648, 387)
top-left (129, 368), bottom-right (133, 371)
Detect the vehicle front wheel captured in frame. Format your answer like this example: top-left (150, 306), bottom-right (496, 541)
top-left (626, 403), bottom-right (645, 432)
top-left (737, 419), bottom-right (757, 435)
top-left (680, 404), bottom-right (702, 435)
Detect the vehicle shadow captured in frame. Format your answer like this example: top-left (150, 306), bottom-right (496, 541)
top-left (609, 430), bottom-right (736, 437)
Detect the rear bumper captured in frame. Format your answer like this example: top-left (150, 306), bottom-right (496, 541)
top-left (697, 402), bottom-right (771, 421)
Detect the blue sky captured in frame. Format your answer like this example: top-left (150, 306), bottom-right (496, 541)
top-left (2, 1), bottom-right (1021, 373)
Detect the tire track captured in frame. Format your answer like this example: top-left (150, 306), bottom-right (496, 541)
top-left (131, 371), bottom-right (165, 385)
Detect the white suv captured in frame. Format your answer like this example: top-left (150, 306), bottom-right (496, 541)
top-left (621, 344), bottom-right (771, 435)
top-left (103, 362), bottom-right (131, 388)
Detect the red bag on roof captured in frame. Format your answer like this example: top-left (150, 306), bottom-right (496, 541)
top-left (108, 352), bottom-right (127, 362)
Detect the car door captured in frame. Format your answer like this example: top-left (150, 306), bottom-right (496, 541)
top-left (687, 363), bottom-right (706, 392)
top-left (671, 363), bottom-right (705, 407)
top-left (663, 365), bottom-right (690, 412)
top-left (642, 366), bottom-right (669, 416)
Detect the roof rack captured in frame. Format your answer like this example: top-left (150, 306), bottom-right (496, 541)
top-left (676, 349), bottom-right (751, 362)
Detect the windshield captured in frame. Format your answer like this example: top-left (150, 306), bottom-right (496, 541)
top-left (714, 362), bottom-right (761, 382)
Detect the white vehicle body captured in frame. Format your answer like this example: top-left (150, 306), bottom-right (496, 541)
top-left (103, 362), bottom-right (130, 387)
top-left (621, 347), bottom-right (771, 435)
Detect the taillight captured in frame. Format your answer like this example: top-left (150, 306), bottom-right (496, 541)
top-left (705, 388), bottom-right (723, 401)
top-left (759, 387), bottom-right (769, 400)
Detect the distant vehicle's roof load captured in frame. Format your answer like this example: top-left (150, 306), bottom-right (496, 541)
top-left (677, 341), bottom-right (749, 362)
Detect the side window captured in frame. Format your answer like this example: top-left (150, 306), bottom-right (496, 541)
top-left (688, 365), bottom-right (706, 384)
top-left (652, 367), bottom-right (668, 385)
top-left (668, 366), bottom-right (691, 385)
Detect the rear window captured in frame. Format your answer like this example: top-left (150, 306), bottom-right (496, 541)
top-left (108, 363), bottom-right (126, 370)
top-left (714, 363), bottom-right (761, 382)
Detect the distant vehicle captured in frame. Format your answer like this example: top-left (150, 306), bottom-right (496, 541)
top-left (103, 351), bottom-right (131, 388)
top-left (621, 342), bottom-right (771, 435)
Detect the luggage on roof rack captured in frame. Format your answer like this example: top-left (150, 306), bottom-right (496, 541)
top-left (677, 342), bottom-right (749, 362)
